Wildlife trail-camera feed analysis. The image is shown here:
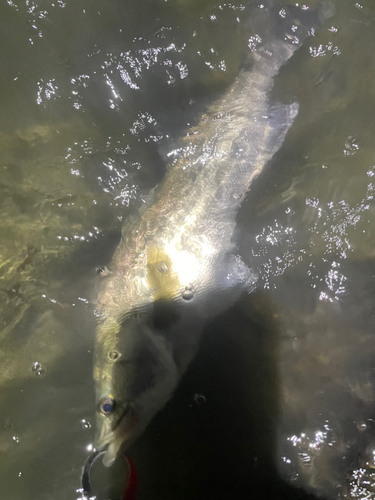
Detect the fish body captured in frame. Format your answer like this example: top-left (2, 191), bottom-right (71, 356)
top-left (93, 2), bottom-right (330, 465)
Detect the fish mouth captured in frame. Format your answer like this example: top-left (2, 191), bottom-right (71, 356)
top-left (96, 407), bottom-right (140, 467)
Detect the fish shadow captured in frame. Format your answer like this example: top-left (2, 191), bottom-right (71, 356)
top-left (130, 291), bottom-right (320, 500)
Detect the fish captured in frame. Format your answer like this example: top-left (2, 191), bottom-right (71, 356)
top-left (93, 1), bottom-right (333, 466)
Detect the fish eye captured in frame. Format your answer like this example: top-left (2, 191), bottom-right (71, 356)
top-left (99, 397), bottom-right (115, 416)
top-left (108, 350), bottom-right (120, 361)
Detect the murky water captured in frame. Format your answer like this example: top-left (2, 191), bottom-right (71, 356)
top-left (1, 0), bottom-right (375, 498)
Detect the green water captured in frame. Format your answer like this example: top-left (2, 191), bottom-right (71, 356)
top-left (1, 0), bottom-right (375, 498)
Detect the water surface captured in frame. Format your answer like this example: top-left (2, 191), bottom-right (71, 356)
top-left (1, 0), bottom-right (375, 498)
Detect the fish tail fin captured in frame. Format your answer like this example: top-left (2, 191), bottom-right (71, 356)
top-left (248, 1), bottom-right (335, 75)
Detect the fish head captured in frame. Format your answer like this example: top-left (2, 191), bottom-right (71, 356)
top-left (93, 311), bottom-right (179, 466)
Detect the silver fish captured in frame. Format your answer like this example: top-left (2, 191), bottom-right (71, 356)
top-left (93, 2), bottom-right (332, 466)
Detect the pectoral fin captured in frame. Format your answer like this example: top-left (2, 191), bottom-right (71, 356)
top-left (215, 253), bottom-right (258, 294)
